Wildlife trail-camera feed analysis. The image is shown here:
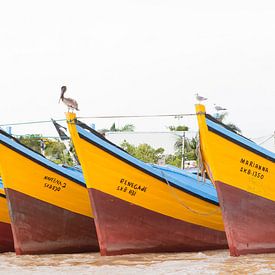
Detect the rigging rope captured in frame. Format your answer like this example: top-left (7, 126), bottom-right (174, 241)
top-left (195, 134), bottom-right (207, 183)
top-left (258, 134), bottom-right (275, 145)
top-left (160, 169), bottom-right (220, 216)
top-left (0, 113), bottom-right (196, 127)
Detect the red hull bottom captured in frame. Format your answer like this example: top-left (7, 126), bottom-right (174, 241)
top-left (216, 181), bottom-right (275, 256)
top-left (89, 188), bottom-right (228, 256)
top-left (0, 221), bottom-right (14, 252)
top-left (6, 188), bottom-right (99, 255)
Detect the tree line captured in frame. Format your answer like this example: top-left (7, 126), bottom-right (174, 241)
top-left (17, 125), bottom-right (197, 168)
top-left (17, 111), bottom-right (240, 168)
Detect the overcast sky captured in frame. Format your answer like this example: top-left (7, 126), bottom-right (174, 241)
top-left (0, 1), bottom-right (274, 151)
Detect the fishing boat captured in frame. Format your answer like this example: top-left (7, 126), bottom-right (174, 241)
top-left (66, 112), bottom-right (227, 256)
top-left (0, 129), bottom-right (99, 255)
top-left (0, 178), bottom-right (14, 252)
top-left (195, 104), bottom-right (275, 256)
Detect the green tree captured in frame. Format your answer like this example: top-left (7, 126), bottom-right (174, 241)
top-left (120, 124), bottom-right (135, 132)
top-left (44, 139), bottom-right (73, 165)
top-left (165, 136), bottom-right (198, 168)
top-left (215, 112), bottom-right (242, 134)
top-left (173, 136), bottom-right (198, 159)
top-left (168, 125), bottom-right (189, 131)
top-left (18, 135), bottom-right (74, 165)
top-left (110, 123), bottom-right (117, 131)
top-left (226, 123), bottom-right (242, 134)
top-left (165, 124), bottom-right (198, 168)
top-left (185, 137), bottom-right (198, 160)
top-left (100, 122), bottom-right (135, 134)
top-left (19, 134), bottom-right (43, 153)
top-left (165, 154), bottom-right (182, 168)
top-left (121, 141), bottom-right (164, 164)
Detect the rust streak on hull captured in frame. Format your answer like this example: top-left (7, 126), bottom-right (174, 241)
top-left (89, 188), bottom-right (228, 256)
top-left (6, 188), bottom-right (99, 255)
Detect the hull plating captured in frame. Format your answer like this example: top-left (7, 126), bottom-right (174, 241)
top-left (195, 104), bottom-right (275, 256)
top-left (89, 188), bottom-right (227, 256)
top-left (0, 221), bottom-right (14, 252)
top-left (216, 181), bottom-right (275, 256)
top-left (6, 188), bottom-right (98, 255)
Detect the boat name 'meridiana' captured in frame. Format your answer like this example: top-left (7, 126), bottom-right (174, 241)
top-left (116, 178), bottom-right (148, 197)
top-left (239, 158), bottom-right (269, 180)
top-left (43, 175), bottom-right (67, 192)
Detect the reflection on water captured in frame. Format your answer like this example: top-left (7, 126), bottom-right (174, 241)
top-left (0, 250), bottom-right (274, 274)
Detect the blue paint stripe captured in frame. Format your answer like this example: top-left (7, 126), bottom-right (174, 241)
top-left (0, 178), bottom-right (5, 198)
top-left (206, 118), bottom-right (275, 161)
top-left (76, 125), bottom-right (219, 204)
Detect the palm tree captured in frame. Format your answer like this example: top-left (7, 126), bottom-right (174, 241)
top-left (174, 136), bottom-right (198, 161)
top-left (168, 125), bottom-right (189, 131)
top-left (100, 122), bottom-right (135, 134)
top-left (215, 112), bottom-right (242, 134)
top-left (110, 122), bottom-right (135, 132)
top-left (226, 123), bottom-right (242, 133)
top-left (168, 125), bottom-right (198, 166)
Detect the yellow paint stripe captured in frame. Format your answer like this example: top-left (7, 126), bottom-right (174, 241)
top-left (196, 104), bottom-right (275, 201)
top-left (67, 112), bottom-right (224, 231)
top-left (0, 196), bottom-right (10, 224)
top-left (0, 143), bottom-right (93, 218)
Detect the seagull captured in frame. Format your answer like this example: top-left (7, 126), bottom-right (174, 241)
top-left (195, 93), bottom-right (207, 102)
top-left (59, 86), bottom-right (79, 112)
top-left (214, 104), bottom-right (227, 111)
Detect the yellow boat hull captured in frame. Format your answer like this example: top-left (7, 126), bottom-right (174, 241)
top-left (196, 104), bottom-right (275, 256)
top-left (67, 112), bottom-right (227, 256)
top-left (0, 188), bottom-right (14, 252)
top-left (0, 130), bottom-right (99, 255)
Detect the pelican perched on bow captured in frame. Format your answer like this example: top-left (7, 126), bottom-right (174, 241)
top-left (59, 86), bottom-right (79, 112)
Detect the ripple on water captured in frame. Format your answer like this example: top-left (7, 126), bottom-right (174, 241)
top-left (0, 250), bottom-right (274, 274)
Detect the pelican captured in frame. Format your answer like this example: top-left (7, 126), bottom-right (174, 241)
top-left (195, 92), bottom-right (207, 102)
top-left (214, 104), bottom-right (227, 111)
top-left (59, 86), bottom-right (79, 112)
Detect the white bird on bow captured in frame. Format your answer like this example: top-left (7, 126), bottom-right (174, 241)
top-left (214, 104), bottom-right (227, 111)
top-left (195, 92), bottom-right (207, 102)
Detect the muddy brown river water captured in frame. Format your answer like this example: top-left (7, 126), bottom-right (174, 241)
top-left (0, 250), bottom-right (274, 274)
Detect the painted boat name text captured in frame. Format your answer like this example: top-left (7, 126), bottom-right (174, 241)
top-left (239, 158), bottom-right (269, 180)
top-left (116, 178), bottom-right (148, 197)
top-left (43, 176), bottom-right (67, 192)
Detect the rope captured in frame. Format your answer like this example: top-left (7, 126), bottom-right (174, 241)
top-left (0, 119), bottom-right (64, 127)
top-left (0, 113), bottom-right (196, 127)
top-left (160, 169), bottom-right (220, 216)
top-left (252, 134), bottom-right (273, 141)
top-left (78, 113), bottom-right (196, 119)
top-left (106, 130), bottom-right (197, 134)
top-left (195, 134), bottom-right (208, 183)
top-left (258, 134), bottom-right (275, 145)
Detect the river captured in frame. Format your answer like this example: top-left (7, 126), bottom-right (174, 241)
top-left (0, 250), bottom-right (274, 274)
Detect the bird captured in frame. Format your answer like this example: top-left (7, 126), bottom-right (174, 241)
top-left (195, 92), bottom-right (207, 102)
top-left (214, 104), bottom-right (227, 111)
top-left (59, 86), bottom-right (79, 112)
